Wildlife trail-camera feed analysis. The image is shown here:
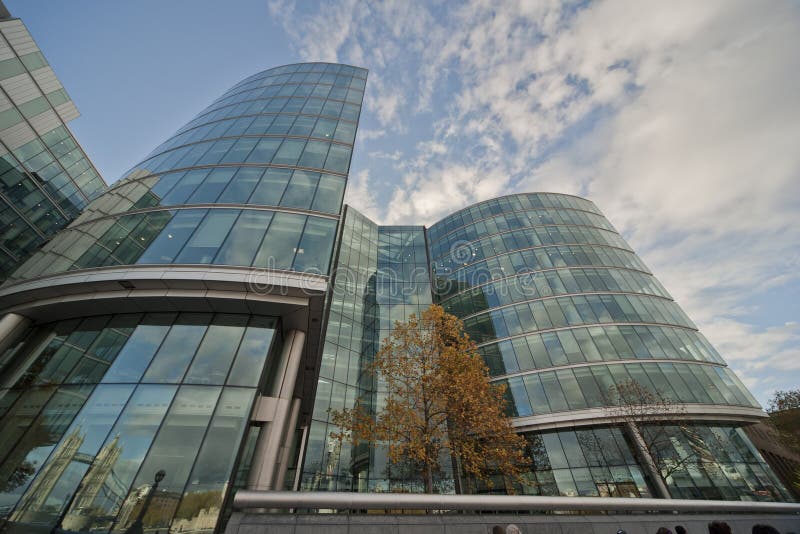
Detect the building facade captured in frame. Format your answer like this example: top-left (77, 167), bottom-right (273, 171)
top-left (0, 62), bottom-right (791, 533)
top-left (0, 2), bottom-right (106, 282)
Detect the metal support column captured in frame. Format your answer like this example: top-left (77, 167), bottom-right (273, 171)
top-left (247, 329), bottom-right (305, 490)
top-left (0, 312), bottom-right (31, 355)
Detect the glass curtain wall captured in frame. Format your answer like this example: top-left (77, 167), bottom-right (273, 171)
top-left (300, 208), bottom-right (442, 492)
top-left (0, 312), bottom-right (278, 533)
top-left (426, 192), bottom-right (785, 501)
top-left (4, 62), bottom-right (367, 286)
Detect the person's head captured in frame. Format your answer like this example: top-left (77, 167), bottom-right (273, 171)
top-left (675, 526), bottom-right (687, 534)
top-left (657, 528), bottom-right (673, 534)
top-left (752, 525), bottom-right (780, 534)
top-left (708, 521), bottom-right (732, 534)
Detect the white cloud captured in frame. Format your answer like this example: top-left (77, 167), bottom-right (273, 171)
top-left (273, 0), bottom-right (800, 404)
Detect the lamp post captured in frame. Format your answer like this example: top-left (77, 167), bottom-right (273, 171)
top-left (124, 469), bottom-right (165, 534)
top-left (51, 481), bottom-right (83, 534)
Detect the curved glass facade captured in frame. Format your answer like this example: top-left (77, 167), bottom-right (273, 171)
top-left (427, 193), bottom-right (759, 417)
top-left (0, 312), bottom-right (278, 532)
top-left (423, 193), bottom-right (785, 500)
top-left (3, 62), bottom-right (367, 286)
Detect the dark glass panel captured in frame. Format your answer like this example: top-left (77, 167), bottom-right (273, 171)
top-left (170, 387), bottom-right (254, 533)
top-left (175, 209), bottom-right (238, 264)
top-left (184, 315), bottom-right (248, 385)
top-left (226, 317), bottom-right (276, 387)
top-left (293, 217), bottom-right (337, 273)
top-left (60, 385), bottom-right (176, 532)
top-left (253, 212), bottom-right (305, 270)
top-left (137, 210), bottom-right (205, 264)
top-left (9, 384), bottom-right (135, 527)
top-left (217, 167), bottom-right (264, 204)
top-left (214, 211), bottom-right (272, 267)
top-left (101, 315), bottom-right (175, 384)
top-left (142, 314), bottom-right (211, 383)
top-left (112, 386), bottom-right (221, 532)
top-left (249, 168), bottom-right (290, 205)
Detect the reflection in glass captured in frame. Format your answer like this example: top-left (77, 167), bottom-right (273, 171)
top-left (61, 384), bottom-right (176, 532)
top-left (9, 384), bottom-right (135, 526)
top-left (113, 386), bottom-right (220, 532)
top-left (170, 388), bottom-right (254, 533)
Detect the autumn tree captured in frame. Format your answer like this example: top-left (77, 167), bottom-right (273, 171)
top-left (330, 304), bottom-right (528, 493)
top-left (603, 379), bottom-right (710, 499)
top-left (765, 389), bottom-right (800, 458)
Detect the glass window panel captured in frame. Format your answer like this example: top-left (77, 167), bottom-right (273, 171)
top-left (101, 315), bottom-right (175, 383)
top-left (160, 169), bottom-right (210, 206)
top-left (249, 167), bottom-right (291, 205)
top-left (323, 144), bottom-right (351, 174)
top-left (310, 174), bottom-right (345, 214)
top-left (311, 118), bottom-right (337, 139)
top-left (61, 384), bottom-right (176, 532)
top-left (175, 209), bottom-right (239, 264)
top-left (0, 388), bottom-right (56, 476)
top-left (217, 167), bottom-right (264, 204)
top-left (220, 137), bottom-right (258, 164)
top-left (539, 371), bottom-right (569, 412)
top-left (9, 384), bottom-right (135, 527)
top-left (184, 315), bottom-right (248, 385)
top-left (556, 369), bottom-right (587, 409)
top-left (226, 317), bottom-right (276, 387)
top-left (245, 137), bottom-right (282, 163)
top-left (297, 140), bottom-right (329, 169)
top-left (272, 139), bottom-right (306, 166)
top-left (214, 211), bottom-right (272, 266)
top-left (522, 373), bottom-right (550, 414)
top-left (195, 138), bottom-right (236, 165)
top-left (281, 170), bottom-right (318, 209)
top-left (333, 121), bottom-right (356, 144)
top-left (0, 386), bottom-right (90, 514)
top-left (142, 314), bottom-right (211, 383)
top-left (288, 115), bottom-right (317, 136)
top-left (186, 168), bottom-right (237, 204)
top-left (253, 212), bottom-right (305, 270)
top-left (171, 388), bottom-right (254, 533)
top-left (293, 217), bottom-right (337, 273)
top-left (113, 386), bottom-right (221, 532)
top-left (137, 210), bottom-right (205, 264)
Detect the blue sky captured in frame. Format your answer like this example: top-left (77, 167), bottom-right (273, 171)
top-left (10, 0), bottom-right (799, 406)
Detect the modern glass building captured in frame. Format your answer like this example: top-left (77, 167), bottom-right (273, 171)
top-left (0, 61), bottom-right (367, 533)
top-left (0, 61), bottom-right (790, 533)
top-left (0, 2), bottom-right (106, 282)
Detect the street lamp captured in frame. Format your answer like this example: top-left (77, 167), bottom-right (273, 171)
top-left (124, 470), bottom-right (166, 534)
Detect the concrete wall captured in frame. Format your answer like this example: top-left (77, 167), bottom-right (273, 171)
top-left (225, 512), bottom-right (800, 534)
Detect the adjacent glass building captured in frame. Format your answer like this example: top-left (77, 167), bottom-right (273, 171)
top-left (0, 61), bottom-right (367, 533)
top-left (0, 61), bottom-right (790, 533)
top-left (0, 2), bottom-right (106, 282)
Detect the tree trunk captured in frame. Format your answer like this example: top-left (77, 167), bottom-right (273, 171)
top-left (424, 463), bottom-right (434, 493)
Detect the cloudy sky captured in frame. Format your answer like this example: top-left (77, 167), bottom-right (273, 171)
top-left (11, 0), bottom-right (799, 405)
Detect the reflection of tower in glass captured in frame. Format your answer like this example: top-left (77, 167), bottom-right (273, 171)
top-left (15, 429), bottom-right (83, 516)
top-left (69, 434), bottom-right (123, 514)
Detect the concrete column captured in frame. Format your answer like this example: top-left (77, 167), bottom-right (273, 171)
top-left (247, 329), bottom-right (305, 490)
top-left (274, 397), bottom-right (302, 490)
top-left (0, 312), bottom-right (31, 356)
top-left (625, 421), bottom-right (672, 499)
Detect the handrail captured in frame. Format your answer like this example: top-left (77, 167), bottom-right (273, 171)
top-left (234, 491), bottom-right (800, 514)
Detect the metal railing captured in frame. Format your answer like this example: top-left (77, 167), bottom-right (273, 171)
top-left (234, 491), bottom-right (800, 514)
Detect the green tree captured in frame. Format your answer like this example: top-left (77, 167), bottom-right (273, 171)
top-left (331, 304), bottom-right (528, 493)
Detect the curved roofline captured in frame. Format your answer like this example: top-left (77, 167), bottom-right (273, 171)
top-left (428, 191), bottom-right (599, 229)
top-left (246, 61), bottom-right (369, 80)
